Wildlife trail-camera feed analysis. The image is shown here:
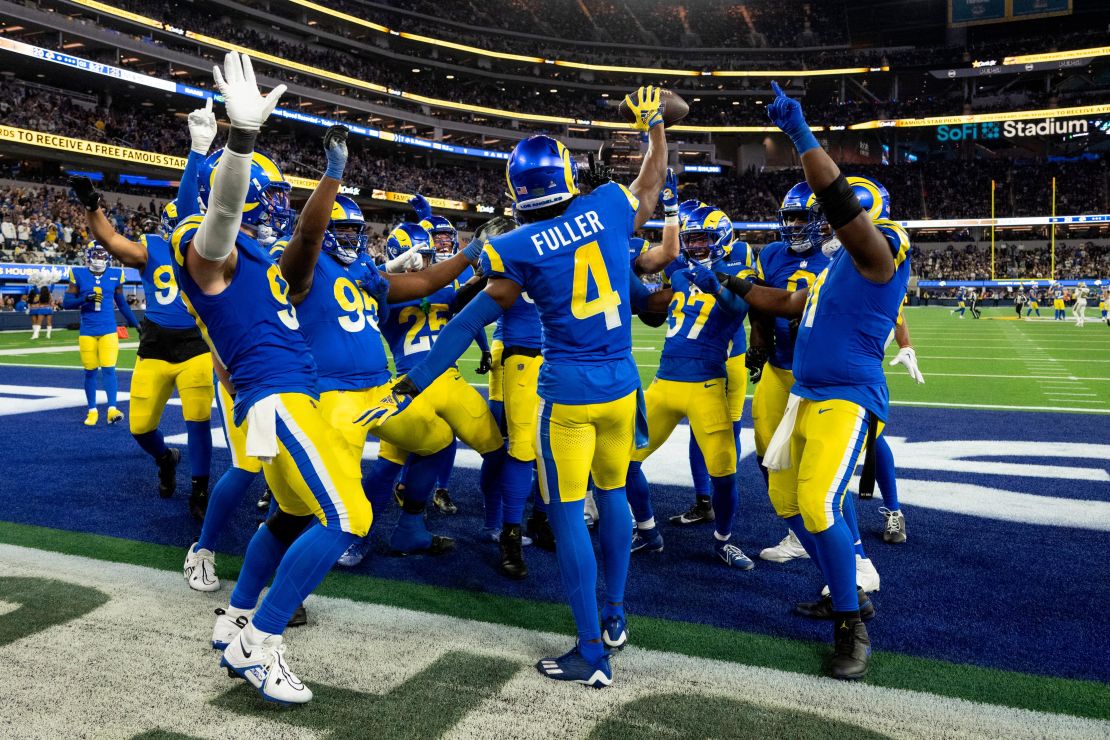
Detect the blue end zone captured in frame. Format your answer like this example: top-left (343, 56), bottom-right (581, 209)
top-left (1, 365), bottom-right (1107, 682)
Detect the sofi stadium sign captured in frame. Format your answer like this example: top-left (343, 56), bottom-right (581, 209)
top-left (937, 118), bottom-right (1089, 141)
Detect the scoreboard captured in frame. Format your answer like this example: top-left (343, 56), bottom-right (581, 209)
top-left (949, 0), bottom-right (1070, 26)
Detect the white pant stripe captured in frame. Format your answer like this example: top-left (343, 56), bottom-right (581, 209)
top-left (274, 398), bottom-right (350, 533)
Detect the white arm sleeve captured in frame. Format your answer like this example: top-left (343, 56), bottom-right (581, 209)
top-left (192, 147), bottom-right (252, 261)
top-left (385, 245), bottom-right (420, 274)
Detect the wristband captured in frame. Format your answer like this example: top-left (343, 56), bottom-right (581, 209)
top-left (324, 158), bottom-right (346, 180)
top-left (716, 272), bottom-right (753, 298)
top-left (226, 127), bottom-right (259, 156)
top-left (791, 127), bottom-right (820, 155)
top-left (664, 215), bottom-right (678, 227)
top-left (815, 174), bottom-right (863, 229)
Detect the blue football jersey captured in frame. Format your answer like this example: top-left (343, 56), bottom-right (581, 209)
top-left (295, 252), bottom-right (390, 393)
top-left (791, 222), bottom-right (912, 421)
top-left (755, 240), bottom-right (831, 371)
top-left (139, 234), bottom-right (195, 330)
top-left (480, 181), bottom-right (640, 404)
top-left (381, 284), bottom-right (456, 376)
top-left (657, 265), bottom-right (745, 382)
top-left (721, 240), bottom-right (755, 358)
top-left (500, 291), bottom-right (543, 349)
top-left (170, 215), bottom-right (317, 423)
top-left (68, 265), bottom-right (125, 336)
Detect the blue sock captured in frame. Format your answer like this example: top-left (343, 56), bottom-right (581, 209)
top-left (545, 496), bottom-right (602, 662)
top-left (185, 419), bottom-right (213, 478)
top-left (481, 446), bottom-right (507, 529)
top-left (500, 455), bottom-right (533, 526)
top-left (83, 369), bottom-right (97, 409)
top-left (812, 518), bottom-right (858, 612)
top-left (403, 445), bottom-right (455, 510)
top-left (391, 510), bottom-right (433, 551)
top-left (874, 435), bottom-right (899, 511)
top-left (595, 486), bottom-right (632, 622)
top-left (488, 399), bottom-right (504, 427)
top-left (102, 366), bottom-right (118, 408)
top-left (363, 458), bottom-right (404, 511)
top-left (252, 522), bottom-right (356, 635)
top-left (786, 513), bottom-right (823, 574)
top-left (842, 490), bottom-right (866, 559)
top-left (624, 462), bottom-right (654, 526)
top-left (436, 437), bottom-right (457, 489)
top-left (230, 524), bottom-right (288, 611)
top-left (711, 474), bottom-right (738, 539)
top-left (132, 429), bottom-right (168, 460)
top-left (197, 467), bottom-right (257, 552)
top-left (688, 435), bottom-right (711, 497)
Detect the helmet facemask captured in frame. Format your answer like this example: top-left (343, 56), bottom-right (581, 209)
top-left (85, 246), bottom-right (109, 274)
top-left (680, 231), bottom-right (714, 267)
top-left (431, 229), bottom-right (458, 260)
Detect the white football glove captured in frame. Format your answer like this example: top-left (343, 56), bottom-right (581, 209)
top-left (212, 52), bottom-right (285, 132)
top-left (890, 346), bottom-right (924, 384)
top-left (188, 97), bottom-right (218, 155)
top-left (385, 246), bottom-right (423, 273)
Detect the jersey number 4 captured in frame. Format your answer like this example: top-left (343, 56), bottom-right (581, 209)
top-left (570, 241), bottom-right (622, 330)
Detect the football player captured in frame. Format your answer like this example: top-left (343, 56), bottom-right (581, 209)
top-left (1100, 287), bottom-right (1109, 325)
top-left (1026, 287), bottom-right (1041, 317)
top-left (63, 242), bottom-right (139, 426)
top-left (69, 100), bottom-right (216, 513)
top-left (951, 287), bottom-right (966, 318)
top-left (171, 53), bottom-right (362, 704)
top-left (625, 204), bottom-right (754, 569)
top-left (716, 82), bottom-right (912, 679)
top-left (1073, 282), bottom-right (1090, 327)
top-left (1053, 283), bottom-right (1066, 320)
top-left (359, 86), bottom-right (669, 687)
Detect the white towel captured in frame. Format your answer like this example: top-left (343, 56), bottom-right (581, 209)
top-left (245, 394), bottom-right (279, 462)
top-left (764, 393), bottom-right (801, 471)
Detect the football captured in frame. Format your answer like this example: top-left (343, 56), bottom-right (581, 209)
top-left (618, 88), bottom-right (689, 127)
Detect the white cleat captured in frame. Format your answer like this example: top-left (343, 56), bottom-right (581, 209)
top-left (584, 491), bottom-right (599, 528)
top-left (759, 530), bottom-right (810, 563)
top-left (211, 607), bottom-right (250, 650)
top-left (184, 543), bottom-right (220, 592)
top-left (822, 554), bottom-right (882, 596)
top-left (221, 632), bottom-right (313, 705)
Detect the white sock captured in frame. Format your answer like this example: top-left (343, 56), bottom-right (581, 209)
top-left (714, 530), bottom-right (731, 542)
top-left (241, 620), bottom-right (275, 648)
top-left (636, 517), bottom-right (656, 530)
top-left (225, 604), bottom-right (253, 620)
top-left (45, 326), bottom-right (52, 338)
top-left (30, 325), bottom-right (39, 339)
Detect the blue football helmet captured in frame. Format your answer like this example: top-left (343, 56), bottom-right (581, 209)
top-left (780, 176), bottom-right (891, 253)
top-left (199, 149), bottom-right (296, 246)
top-left (678, 199), bottom-right (706, 226)
top-left (84, 242), bottom-right (109, 274)
top-left (420, 214), bottom-right (458, 259)
top-left (680, 206), bottom-right (733, 266)
top-left (161, 199), bottom-right (181, 238)
top-left (506, 135), bottom-right (579, 212)
top-left (385, 222), bottom-right (435, 269)
top-left (323, 195), bottom-right (367, 266)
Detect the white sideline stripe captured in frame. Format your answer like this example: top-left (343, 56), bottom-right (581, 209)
top-left (0, 342), bottom-right (139, 356)
top-left (916, 356), bottom-right (1110, 363)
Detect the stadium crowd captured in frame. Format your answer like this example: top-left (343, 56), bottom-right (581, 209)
top-left (915, 242), bottom-right (1110, 281)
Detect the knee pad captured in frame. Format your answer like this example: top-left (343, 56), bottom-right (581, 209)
top-left (265, 510), bottom-right (314, 547)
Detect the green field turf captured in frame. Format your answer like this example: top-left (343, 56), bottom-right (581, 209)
top-left (3, 306), bottom-right (1108, 413)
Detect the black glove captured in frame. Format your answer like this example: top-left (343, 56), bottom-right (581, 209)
top-left (474, 216), bottom-right (515, 242)
top-left (746, 346), bottom-right (769, 384)
top-left (715, 271), bottom-right (754, 298)
top-left (85, 291), bottom-right (103, 305)
top-left (393, 374), bottom-right (421, 398)
top-left (476, 350), bottom-right (493, 375)
top-left (69, 176), bottom-right (102, 212)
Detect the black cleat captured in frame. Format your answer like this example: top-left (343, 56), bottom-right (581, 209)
top-left (432, 488), bottom-right (458, 515)
top-left (795, 587), bottom-right (875, 622)
top-left (499, 524), bottom-right (528, 580)
top-left (668, 498), bottom-right (715, 526)
top-left (392, 482), bottom-right (406, 508)
top-left (157, 448), bottom-right (181, 499)
top-left (256, 487), bottom-right (272, 511)
top-left (286, 603), bottom-right (308, 628)
top-left (526, 513), bottom-right (556, 552)
top-left (189, 476), bottom-right (210, 523)
top-left (389, 535), bottom-right (456, 557)
top-left (829, 617), bottom-right (871, 680)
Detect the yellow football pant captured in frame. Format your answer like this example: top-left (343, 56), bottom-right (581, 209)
top-left (751, 363), bottom-right (794, 457)
top-left (488, 339), bottom-right (504, 403)
top-left (129, 353), bottom-right (214, 434)
top-left (377, 370), bottom-right (502, 465)
top-left (216, 380), bottom-right (262, 474)
top-left (726, 353), bottom-right (748, 423)
top-left (535, 390), bottom-right (637, 503)
top-left (631, 377), bottom-right (735, 477)
top-left (78, 333), bottom-right (119, 370)
top-left (321, 384), bottom-right (455, 468)
top-left (768, 398), bottom-right (884, 533)
top-left (503, 353), bottom-right (543, 462)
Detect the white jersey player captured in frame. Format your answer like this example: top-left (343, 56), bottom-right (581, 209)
top-left (1073, 283), bottom-right (1090, 327)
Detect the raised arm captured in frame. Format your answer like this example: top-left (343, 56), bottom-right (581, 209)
top-left (767, 82), bottom-right (893, 283)
top-left (282, 125), bottom-right (348, 304)
top-left (69, 178), bottom-right (147, 269)
top-left (385, 216), bottom-right (514, 303)
top-left (625, 86), bottom-right (669, 230)
top-left (176, 97), bottom-right (218, 220)
top-left (634, 168), bottom-right (680, 275)
top-left (186, 53), bottom-right (286, 293)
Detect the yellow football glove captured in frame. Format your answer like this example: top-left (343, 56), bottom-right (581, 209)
top-left (355, 376), bottom-right (418, 429)
top-left (624, 86), bottom-right (664, 132)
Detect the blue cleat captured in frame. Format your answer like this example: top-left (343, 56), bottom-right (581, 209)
top-left (630, 527), bottom-right (664, 554)
top-left (389, 513), bottom-right (455, 556)
top-left (715, 540), bottom-right (755, 570)
top-left (337, 536), bottom-right (373, 567)
top-left (536, 644), bottom-right (612, 688)
top-left (601, 614), bottom-right (627, 650)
